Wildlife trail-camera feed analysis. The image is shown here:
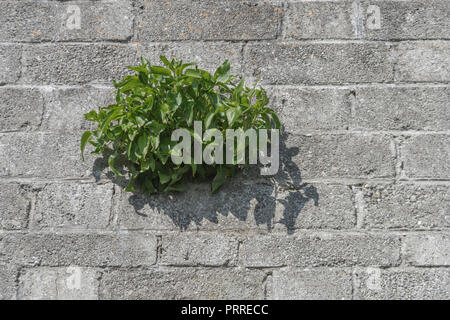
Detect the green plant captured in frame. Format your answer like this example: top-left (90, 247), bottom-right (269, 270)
top-left (81, 56), bottom-right (280, 194)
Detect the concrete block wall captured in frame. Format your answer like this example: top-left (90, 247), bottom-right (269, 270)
top-left (0, 0), bottom-right (449, 300)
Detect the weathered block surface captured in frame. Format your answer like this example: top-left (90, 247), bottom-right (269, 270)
top-left (275, 184), bottom-right (356, 231)
top-left (271, 87), bottom-right (351, 131)
top-left (271, 268), bottom-right (353, 300)
top-left (136, 0), bottom-right (281, 41)
top-left (115, 179), bottom-right (355, 232)
top-left (136, 42), bottom-right (243, 75)
top-left (396, 42), bottom-right (450, 82)
top-left (404, 234), bottom-right (450, 266)
top-left (115, 179), bottom-right (277, 231)
top-left (401, 135), bottom-right (450, 179)
top-left (42, 86), bottom-right (115, 132)
top-left (0, 1), bottom-right (133, 42)
top-left (360, 1), bottom-right (450, 40)
top-left (0, 45), bottom-right (21, 85)
top-left (351, 86), bottom-right (450, 131)
top-left (22, 44), bottom-right (138, 84)
top-left (0, 133), bottom-right (101, 179)
top-left (0, 233), bottom-right (157, 267)
top-left (359, 183), bottom-right (450, 230)
top-left (0, 0), bottom-right (448, 301)
top-left (284, 1), bottom-right (356, 40)
top-left (160, 233), bottom-right (239, 266)
top-left (355, 268), bottom-right (450, 300)
top-left (99, 268), bottom-right (266, 300)
top-left (244, 42), bottom-right (394, 84)
top-left (284, 1), bottom-right (450, 40)
top-left (32, 183), bottom-right (114, 230)
top-left (0, 264), bottom-right (18, 300)
top-left (0, 88), bottom-right (44, 132)
top-left (281, 133), bottom-right (395, 179)
top-left (0, 183), bottom-right (31, 230)
top-left (240, 233), bottom-right (401, 267)
top-left (18, 267), bottom-right (99, 300)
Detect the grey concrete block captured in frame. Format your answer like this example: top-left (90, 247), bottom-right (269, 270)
top-left (0, 0), bottom-right (133, 42)
top-left (42, 86), bottom-right (115, 132)
top-left (136, 0), bottom-right (281, 41)
top-left (354, 267), bottom-right (450, 300)
top-left (21, 42), bottom-right (242, 85)
top-left (281, 133), bottom-right (395, 179)
top-left (0, 45), bottom-right (21, 85)
top-left (136, 42), bottom-right (243, 76)
top-left (396, 42), bottom-right (450, 82)
top-left (0, 183), bottom-right (31, 230)
top-left (351, 86), bottom-right (450, 131)
top-left (114, 179), bottom-right (277, 231)
top-left (0, 88), bottom-right (44, 132)
top-left (0, 264), bottom-right (18, 300)
top-left (360, 0), bottom-right (450, 40)
top-left (284, 2), bottom-right (356, 40)
top-left (244, 42), bottom-right (394, 84)
top-left (160, 233), bottom-right (239, 266)
top-left (22, 44), bottom-right (138, 84)
top-left (0, 132), bottom-right (101, 179)
top-left (18, 267), bottom-right (99, 300)
top-left (1, 233), bottom-right (157, 267)
top-left (271, 87), bottom-right (351, 131)
top-left (359, 183), bottom-right (450, 230)
top-left (401, 135), bottom-right (450, 179)
top-left (116, 180), bottom-right (355, 233)
top-left (274, 184), bottom-right (356, 231)
top-left (404, 234), bottom-right (450, 266)
top-left (271, 268), bottom-right (352, 300)
top-left (99, 268), bottom-right (266, 299)
top-left (32, 183), bottom-right (113, 230)
top-left (240, 233), bottom-right (401, 267)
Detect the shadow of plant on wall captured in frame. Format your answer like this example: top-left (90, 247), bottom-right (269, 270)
top-left (275, 132), bottom-right (319, 233)
top-left (92, 131), bottom-right (319, 234)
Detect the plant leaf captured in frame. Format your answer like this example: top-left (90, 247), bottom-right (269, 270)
top-left (165, 183), bottom-right (185, 192)
top-left (151, 66), bottom-right (172, 76)
top-left (80, 131), bottom-right (92, 161)
top-left (226, 108), bottom-right (240, 127)
top-left (211, 166), bottom-right (226, 193)
top-left (158, 171), bottom-right (171, 185)
top-left (79, 57), bottom-right (282, 195)
top-left (160, 56), bottom-right (171, 68)
top-left (205, 111), bottom-right (216, 129)
top-left (214, 60), bottom-right (230, 83)
top-left (185, 69), bottom-right (202, 78)
top-left (108, 151), bottom-right (123, 177)
top-left (136, 133), bottom-right (150, 159)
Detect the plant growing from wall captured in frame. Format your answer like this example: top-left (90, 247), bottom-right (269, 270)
top-left (81, 57), bottom-right (280, 194)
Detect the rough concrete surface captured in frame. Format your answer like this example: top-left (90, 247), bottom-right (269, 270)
top-left (0, 0), bottom-right (448, 300)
